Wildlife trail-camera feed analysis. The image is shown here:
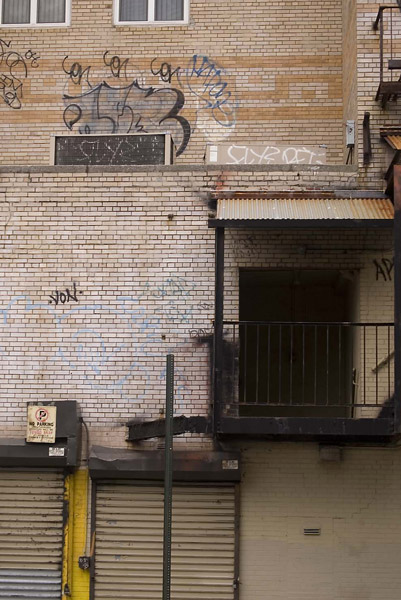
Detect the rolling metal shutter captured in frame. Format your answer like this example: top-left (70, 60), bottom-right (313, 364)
top-left (95, 482), bottom-right (236, 600)
top-left (0, 471), bottom-right (64, 599)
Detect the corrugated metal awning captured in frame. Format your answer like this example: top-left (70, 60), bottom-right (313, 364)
top-left (209, 195), bottom-right (394, 228)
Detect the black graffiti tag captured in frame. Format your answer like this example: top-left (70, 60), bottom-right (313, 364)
top-left (62, 56), bottom-right (92, 87)
top-left (63, 79), bottom-right (191, 156)
top-left (151, 58), bottom-right (181, 83)
top-left (0, 38), bottom-right (39, 109)
top-left (373, 258), bottom-right (394, 282)
top-left (103, 51), bottom-right (129, 79)
top-left (49, 283), bottom-right (80, 306)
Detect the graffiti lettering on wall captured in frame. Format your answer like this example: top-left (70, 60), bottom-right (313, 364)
top-left (208, 143), bottom-right (327, 165)
top-left (234, 235), bottom-right (256, 258)
top-left (374, 258), bottom-right (394, 282)
top-left (179, 54), bottom-right (237, 133)
top-left (0, 38), bottom-right (39, 109)
top-left (0, 277), bottom-right (211, 408)
top-left (49, 282), bottom-right (80, 306)
top-left (189, 328), bottom-right (213, 339)
top-left (62, 54), bottom-right (191, 156)
top-left (61, 51), bottom-right (237, 155)
top-left (62, 56), bottom-right (92, 87)
top-left (151, 58), bottom-right (180, 84)
top-left (103, 51), bottom-right (129, 79)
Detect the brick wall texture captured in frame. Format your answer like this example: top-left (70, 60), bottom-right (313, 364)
top-left (1, 2), bottom-right (400, 599)
top-left (0, 165), bottom-right (393, 444)
top-left (0, 0), bottom-right (344, 165)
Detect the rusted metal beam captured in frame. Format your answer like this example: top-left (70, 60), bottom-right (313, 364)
top-left (218, 416), bottom-right (394, 442)
top-left (127, 415), bottom-right (212, 441)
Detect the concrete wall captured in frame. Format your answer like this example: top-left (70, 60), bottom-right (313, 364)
top-left (240, 442), bottom-right (401, 600)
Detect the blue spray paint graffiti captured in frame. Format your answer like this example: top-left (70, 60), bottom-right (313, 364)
top-left (0, 278), bottom-right (211, 410)
top-left (179, 54), bottom-right (237, 130)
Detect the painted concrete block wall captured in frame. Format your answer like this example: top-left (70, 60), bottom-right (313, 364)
top-left (239, 442), bottom-right (401, 600)
top-left (0, 164), bottom-right (390, 446)
top-left (0, 0), bottom-right (344, 166)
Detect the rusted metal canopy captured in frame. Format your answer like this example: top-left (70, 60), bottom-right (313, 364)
top-left (209, 193), bottom-right (393, 228)
top-left (89, 446), bottom-right (241, 481)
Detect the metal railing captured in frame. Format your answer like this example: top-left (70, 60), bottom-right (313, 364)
top-left (221, 321), bottom-right (394, 417)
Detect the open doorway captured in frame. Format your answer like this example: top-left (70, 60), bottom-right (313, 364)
top-left (239, 269), bottom-right (358, 417)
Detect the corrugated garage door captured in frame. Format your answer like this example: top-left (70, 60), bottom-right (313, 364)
top-left (0, 471), bottom-right (64, 599)
top-left (95, 483), bottom-right (236, 600)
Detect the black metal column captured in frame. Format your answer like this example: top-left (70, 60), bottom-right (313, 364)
top-left (394, 166), bottom-right (401, 434)
top-left (163, 354), bottom-right (174, 600)
top-left (214, 227), bottom-right (225, 435)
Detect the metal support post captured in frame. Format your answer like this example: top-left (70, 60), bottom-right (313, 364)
top-left (163, 354), bottom-right (174, 600)
top-left (214, 227), bottom-right (225, 435)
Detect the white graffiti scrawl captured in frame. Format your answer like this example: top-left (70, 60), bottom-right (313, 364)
top-left (208, 143), bottom-right (327, 165)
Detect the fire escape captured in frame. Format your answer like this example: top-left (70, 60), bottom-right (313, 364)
top-left (374, 3), bottom-right (401, 108)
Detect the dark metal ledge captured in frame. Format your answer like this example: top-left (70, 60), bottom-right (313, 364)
top-left (218, 417), bottom-right (394, 443)
top-left (89, 446), bottom-right (240, 481)
top-left (208, 218), bottom-right (393, 229)
top-left (127, 415), bottom-right (212, 441)
top-left (0, 401), bottom-right (79, 467)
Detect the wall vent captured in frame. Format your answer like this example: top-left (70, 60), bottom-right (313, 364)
top-left (303, 528), bottom-right (321, 536)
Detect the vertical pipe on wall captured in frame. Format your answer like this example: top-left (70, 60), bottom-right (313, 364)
top-left (163, 354), bottom-right (174, 600)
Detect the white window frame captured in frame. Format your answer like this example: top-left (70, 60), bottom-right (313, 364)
top-left (114, 0), bottom-right (189, 25)
top-left (0, 0), bottom-right (71, 27)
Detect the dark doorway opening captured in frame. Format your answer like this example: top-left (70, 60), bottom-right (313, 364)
top-left (239, 269), bottom-right (357, 417)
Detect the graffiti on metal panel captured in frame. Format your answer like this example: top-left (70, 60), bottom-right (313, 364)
top-left (0, 38), bottom-right (39, 109)
top-left (373, 258), bottom-right (394, 282)
top-left (62, 54), bottom-right (191, 156)
top-left (0, 278), bottom-right (211, 407)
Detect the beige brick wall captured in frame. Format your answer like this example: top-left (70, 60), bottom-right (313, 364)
top-left (342, 0), bottom-right (358, 161)
top-left (239, 442), bottom-right (401, 600)
top-left (0, 0), bottom-right (344, 165)
top-left (0, 165), bottom-right (392, 445)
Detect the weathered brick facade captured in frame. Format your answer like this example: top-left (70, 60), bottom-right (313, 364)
top-left (0, 1), bottom-right (400, 599)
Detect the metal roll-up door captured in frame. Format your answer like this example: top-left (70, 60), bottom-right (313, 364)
top-left (95, 483), bottom-right (236, 600)
top-left (0, 471), bottom-right (65, 599)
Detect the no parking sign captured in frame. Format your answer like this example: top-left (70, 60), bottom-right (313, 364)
top-left (26, 405), bottom-right (57, 443)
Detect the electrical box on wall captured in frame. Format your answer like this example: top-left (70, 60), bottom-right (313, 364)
top-left (346, 120), bottom-right (355, 147)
